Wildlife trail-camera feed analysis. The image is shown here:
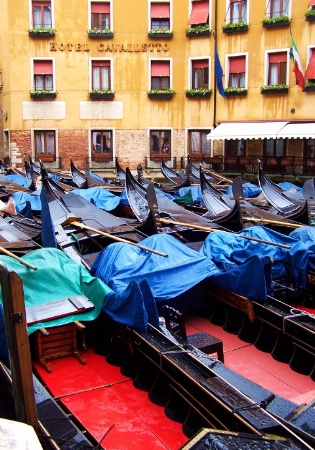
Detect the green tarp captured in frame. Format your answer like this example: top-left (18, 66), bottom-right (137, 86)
top-left (0, 248), bottom-right (112, 334)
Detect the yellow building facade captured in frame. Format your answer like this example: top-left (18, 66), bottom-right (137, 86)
top-left (0, 0), bottom-right (314, 178)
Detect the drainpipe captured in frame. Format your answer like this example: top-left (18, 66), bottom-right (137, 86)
top-left (213, 0), bottom-right (218, 129)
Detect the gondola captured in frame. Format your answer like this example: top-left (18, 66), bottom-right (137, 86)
top-left (1, 183), bottom-right (315, 449)
top-left (258, 159), bottom-right (307, 217)
top-left (187, 154), bottom-right (232, 187)
top-left (160, 157), bottom-right (191, 187)
top-left (115, 156), bottom-right (126, 184)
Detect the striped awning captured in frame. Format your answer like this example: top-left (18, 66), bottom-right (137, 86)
top-left (207, 122), bottom-right (288, 140)
top-left (276, 123), bottom-right (315, 139)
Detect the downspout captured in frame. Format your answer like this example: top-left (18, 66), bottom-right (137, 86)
top-left (213, 0), bottom-right (218, 129)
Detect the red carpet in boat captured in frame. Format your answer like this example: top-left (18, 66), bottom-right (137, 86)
top-left (33, 349), bottom-right (188, 450)
top-left (185, 316), bottom-right (315, 403)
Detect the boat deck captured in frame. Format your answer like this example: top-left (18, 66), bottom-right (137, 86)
top-left (32, 315), bottom-right (315, 450)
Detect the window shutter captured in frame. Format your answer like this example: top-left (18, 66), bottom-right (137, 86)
top-left (269, 52), bottom-right (287, 63)
top-left (34, 60), bottom-right (53, 74)
top-left (188, 1), bottom-right (209, 25)
top-left (192, 59), bottom-right (208, 69)
top-left (91, 2), bottom-right (110, 13)
top-left (229, 56), bottom-right (245, 73)
top-left (151, 61), bottom-right (170, 76)
top-left (151, 2), bottom-right (170, 18)
top-left (305, 49), bottom-right (315, 79)
top-left (92, 60), bottom-right (110, 67)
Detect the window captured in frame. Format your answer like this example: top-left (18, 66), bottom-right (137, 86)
top-left (150, 60), bottom-right (171, 90)
top-left (264, 138), bottom-right (285, 157)
top-left (91, 60), bottom-right (111, 90)
top-left (266, 0), bottom-right (289, 18)
top-left (188, 130), bottom-right (211, 158)
top-left (226, 0), bottom-right (247, 24)
top-left (150, 2), bottom-right (170, 30)
top-left (305, 48), bottom-right (315, 82)
top-left (226, 139), bottom-right (245, 157)
top-left (90, 1), bottom-right (111, 30)
top-left (34, 130), bottom-right (56, 160)
top-left (228, 56), bottom-right (246, 88)
top-left (33, 60), bottom-right (54, 91)
top-left (267, 52), bottom-right (287, 85)
top-left (91, 130), bottom-right (113, 160)
top-left (150, 130), bottom-right (171, 159)
top-left (305, 139), bottom-right (315, 158)
top-left (190, 59), bottom-right (209, 89)
top-left (31, 0), bottom-right (52, 28)
top-left (188, 0), bottom-right (209, 28)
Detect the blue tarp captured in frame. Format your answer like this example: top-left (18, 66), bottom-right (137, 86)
top-left (278, 182), bottom-right (303, 194)
top-left (5, 174), bottom-right (30, 188)
top-left (72, 187), bottom-right (120, 211)
top-left (12, 189), bottom-right (42, 213)
top-left (226, 182), bottom-right (261, 198)
top-left (91, 233), bottom-right (219, 302)
top-left (175, 186), bottom-right (205, 206)
top-left (199, 226), bottom-right (312, 289)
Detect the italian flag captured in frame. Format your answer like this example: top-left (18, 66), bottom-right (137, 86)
top-left (290, 33), bottom-right (305, 91)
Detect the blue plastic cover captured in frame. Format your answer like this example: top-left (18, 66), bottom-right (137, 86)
top-left (5, 174), bottom-right (29, 188)
top-left (72, 187), bottom-right (120, 211)
top-left (12, 189), bottom-right (42, 212)
top-left (199, 226), bottom-right (311, 289)
top-left (226, 182), bottom-right (261, 197)
top-left (175, 186), bottom-right (205, 206)
top-left (91, 233), bottom-right (219, 302)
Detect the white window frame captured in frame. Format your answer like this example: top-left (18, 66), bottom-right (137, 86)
top-left (148, 58), bottom-right (173, 90)
top-left (225, 52), bottom-right (248, 88)
top-left (29, 0), bottom-right (55, 29)
top-left (88, 0), bottom-right (113, 31)
top-left (89, 57), bottom-right (114, 91)
top-left (225, 0), bottom-right (249, 24)
top-left (263, 48), bottom-right (290, 86)
top-left (187, 56), bottom-right (211, 89)
top-left (147, 0), bottom-right (173, 31)
top-left (30, 57), bottom-right (56, 91)
top-left (31, 128), bottom-right (59, 159)
top-left (89, 127), bottom-right (116, 159)
top-left (185, 127), bottom-right (212, 157)
top-left (264, 0), bottom-right (292, 19)
top-left (188, 0), bottom-right (212, 29)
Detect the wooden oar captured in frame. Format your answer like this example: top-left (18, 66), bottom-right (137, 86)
top-left (243, 216), bottom-right (305, 228)
top-left (157, 218), bottom-right (291, 249)
top-left (70, 221), bottom-right (168, 257)
top-left (0, 246), bottom-right (37, 270)
top-left (203, 169), bottom-right (233, 184)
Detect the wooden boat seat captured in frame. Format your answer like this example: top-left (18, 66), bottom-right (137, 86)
top-left (162, 305), bottom-right (224, 362)
top-left (31, 321), bottom-right (87, 373)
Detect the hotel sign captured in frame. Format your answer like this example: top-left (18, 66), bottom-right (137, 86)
top-left (49, 43), bottom-right (169, 53)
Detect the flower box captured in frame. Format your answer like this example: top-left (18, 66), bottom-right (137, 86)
top-left (305, 14), bottom-right (315, 22)
top-left (148, 31), bottom-right (173, 39)
top-left (28, 28), bottom-right (55, 37)
top-left (224, 88), bottom-right (248, 96)
top-left (222, 24), bottom-right (249, 33)
top-left (304, 85), bottom-right (315, 92)
top-left (88, 30), bottom-right (114, 38)
top-left (148, 90), bottom-right (175, 99)
top-left (260, 86), bottom-right (289, 95)
top-left (30, 91), bottom-right (57, 99)
top-left (185, 90), bottom-right (211, 98)
top-left (186, 29), bottom-right (211, 37)
top-left (89, 92), bottom-right (115, 99)
top-left (261, 16), bottom-right (290, 28)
